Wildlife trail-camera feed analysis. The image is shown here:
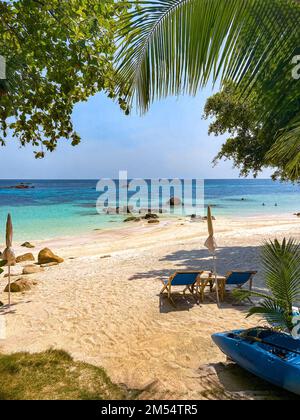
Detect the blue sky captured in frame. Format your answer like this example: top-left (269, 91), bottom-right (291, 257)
top-left (0, 87), bottom-right (272, 179)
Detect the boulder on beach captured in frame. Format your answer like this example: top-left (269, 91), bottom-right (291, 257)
top-left (167, 197), bottom-right (182, 207)
top-left (21, 242), bottom-right (35, 249)
top-left (22, 265), bottom-right (44, 275)
top-left (16, 253), bottom-right (35, 263)
top-left (38, 248), bottom-right (64, 265)
top-left (148, 219), bottom-right (160, 224)
top-left (294, 213), bottom-right (300, 217)
top-left (4, 277), bottom-right (37, 293)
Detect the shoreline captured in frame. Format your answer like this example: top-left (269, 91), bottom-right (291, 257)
top-left (0, 214), bottom-right (300, 399)
top-left (0, 212), bottom-right (298, 250)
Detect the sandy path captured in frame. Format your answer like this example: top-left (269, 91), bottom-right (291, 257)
top-left (0, 215), bottom-right (299, 399)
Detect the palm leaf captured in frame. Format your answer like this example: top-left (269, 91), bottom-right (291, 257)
top-left (246, 298), bottom-right (293, 332)
top-left (236, 239), bottom-right (300, 332)
top-left (233, 288), bottom-right (271, 302)
top-left (261, 238), bottom-right (300, 308)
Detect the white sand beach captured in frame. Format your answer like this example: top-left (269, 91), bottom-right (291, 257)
top-left (0, 214), bottom-right (299, 399)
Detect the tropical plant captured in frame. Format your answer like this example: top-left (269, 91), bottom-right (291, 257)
top-left (0, 0), bottom-right (130, 157)
top-left (233, 239), bottom-right (300, 333)
top-left (117, 0), bottom-right (300, 181)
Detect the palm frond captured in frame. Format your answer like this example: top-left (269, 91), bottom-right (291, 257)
top-left (236, 239), bottom-right (300, 333)
top-left (117, 0), bottom-right (300, 114)
top-left (246, 298), bottom-right (292, 331)
top-left (247, 299), bottom-right (291, 331)
top-left (232, 288), bottom-right (271, 302)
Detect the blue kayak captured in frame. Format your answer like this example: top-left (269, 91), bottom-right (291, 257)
top-left (212, 328), bottom-right (300, 395)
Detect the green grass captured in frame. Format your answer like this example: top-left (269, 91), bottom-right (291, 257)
top-left (0, 349), bottom-right (136, 400)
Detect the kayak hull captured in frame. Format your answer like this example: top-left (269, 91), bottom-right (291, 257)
top-left (212, 329), bottom-right (300, 395)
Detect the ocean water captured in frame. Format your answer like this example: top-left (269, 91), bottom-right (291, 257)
top-left (0, 179), bottom-right (299, 242)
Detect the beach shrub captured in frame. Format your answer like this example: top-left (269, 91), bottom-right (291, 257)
top-left (234, 238), bottom-right (300, 333)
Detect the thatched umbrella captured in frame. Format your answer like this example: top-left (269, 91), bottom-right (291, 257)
top-left (204, 206), bottom-right (220, 306)
top-left (2, 214), bottom-right (15, 307)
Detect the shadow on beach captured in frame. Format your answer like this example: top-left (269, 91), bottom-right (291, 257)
top-left (198, 362), bottom-right (300, 400)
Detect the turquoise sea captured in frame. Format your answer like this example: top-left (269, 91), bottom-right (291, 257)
top-left (0, 179), bottom-right (299, 242)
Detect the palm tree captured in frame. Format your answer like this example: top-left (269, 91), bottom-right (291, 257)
top-left (117, 0), bottom-right (300, 180)
top-left (233, 238), bottom-right (300, 333)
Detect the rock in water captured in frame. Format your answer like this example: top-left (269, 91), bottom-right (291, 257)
top-left (148, 219), bottom-right (160, 224)
top-left (21, 242), bottom-right (35, 248)
top-left (4, 277), bottom-right (37, 293)
top-left (16, 253), bottom-right (35, 263)
top-left (143, 213), bottom-right (159, 220)
top-left (124, 216), bottom-right (141, 222)
top-left (22, 265), bottom-right (44, 275)
top-left (167, 197), bottom-right (182, 207)
top-left (38, 248), bottom-right (64, 265)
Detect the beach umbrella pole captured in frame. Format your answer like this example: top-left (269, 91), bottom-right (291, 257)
top-left (213, 251), bottom-right (220, 307)
top-left (8, 265), bottom-right (11, 308)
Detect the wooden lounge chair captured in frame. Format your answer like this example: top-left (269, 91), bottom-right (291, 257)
top-left (160, 271), bottom-right (203, 305)
top-left (219, 271), bottom-right (257, 301)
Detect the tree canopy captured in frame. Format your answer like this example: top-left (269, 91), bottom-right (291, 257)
top-left (204, 83), bottom-right (300, 181)
top-left (0, 0), bottom-right (129, 157)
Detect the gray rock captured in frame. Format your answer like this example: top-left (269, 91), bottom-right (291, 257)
top-left (21, 242), bottom-right (35, 249)
top-left (167, 197), bottom-right (182, 207)
top-left (148, 219), bottom-right (160, 224)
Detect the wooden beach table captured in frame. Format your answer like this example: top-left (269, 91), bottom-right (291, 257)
top-left (196, 271), bottom-right (227, 303)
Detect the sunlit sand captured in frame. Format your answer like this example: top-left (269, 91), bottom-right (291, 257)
top-left (1, 214), bottom-right (299, 399)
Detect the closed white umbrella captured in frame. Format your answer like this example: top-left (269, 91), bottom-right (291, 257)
top-left (204, 206), bottom-right (220, 306)
top-left (2, 214), bottom-right (15, 308)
